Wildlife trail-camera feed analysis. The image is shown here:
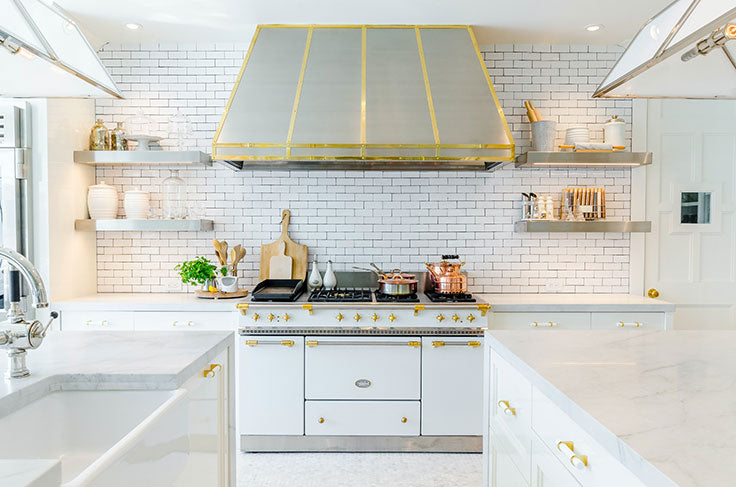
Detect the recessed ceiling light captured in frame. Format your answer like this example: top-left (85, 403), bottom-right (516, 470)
top-left (585, 24), bottom-right (604, 32)
top-left (125, 23), bottom-right (142, 30)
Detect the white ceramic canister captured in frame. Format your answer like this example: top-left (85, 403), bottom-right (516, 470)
top-left (87, 181), bottom-right (118, 219)
top-left (124, 190), bottom-right (150, 219)
top-left (603, 115), bottom-right (626, 148)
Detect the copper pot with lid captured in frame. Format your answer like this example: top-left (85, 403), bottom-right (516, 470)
top-left (425, 255), bottom-right (467, 294)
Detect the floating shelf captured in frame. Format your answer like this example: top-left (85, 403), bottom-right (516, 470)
top-left (515, 220), bottom-right (651, 233)
top-left (74, 150), bottom-right (211, 166)
top-left (515, 151), bottom-right (652, 168)
top-left (75, 219), bottom-right (214, 232)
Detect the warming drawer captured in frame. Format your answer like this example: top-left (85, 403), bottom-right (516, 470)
top-left (305, 400), bottom-right (420, 436)
top-left (304, 336), bottom-right (421, 400)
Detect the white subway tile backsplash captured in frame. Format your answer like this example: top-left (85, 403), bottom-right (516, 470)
top-left (94, 42), bottom-right (632, 294)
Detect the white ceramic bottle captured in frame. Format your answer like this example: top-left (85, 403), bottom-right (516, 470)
top-left (308, 260), bottom-right (323, 290)
top-left (323, 260), bottom-right (337, 290)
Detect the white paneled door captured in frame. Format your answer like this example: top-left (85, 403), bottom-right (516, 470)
top-left (645, 99), bottom-right (736, 329)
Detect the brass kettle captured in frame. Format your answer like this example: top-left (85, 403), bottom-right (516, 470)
top-left (425, 255), bottom-right (467, 294)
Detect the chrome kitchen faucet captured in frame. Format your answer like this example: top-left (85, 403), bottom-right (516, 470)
top-left (0, 247), bottom-right (57, 378)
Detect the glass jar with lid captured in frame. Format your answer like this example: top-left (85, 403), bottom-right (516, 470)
top-left (161, 170), bottom-right (188, 219)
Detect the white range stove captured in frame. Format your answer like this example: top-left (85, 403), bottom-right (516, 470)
top-left (237, 273), bottom-right (489, 453)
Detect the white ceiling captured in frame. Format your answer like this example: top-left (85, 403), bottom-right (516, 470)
top-left (53, 0), bottom-right (673, 48)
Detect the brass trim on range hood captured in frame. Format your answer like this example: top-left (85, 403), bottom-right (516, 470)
top-left (212, 25), bottom-right (515, 171)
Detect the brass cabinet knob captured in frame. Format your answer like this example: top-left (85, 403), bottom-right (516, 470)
top-left (401, 417), bottom-right (407, 423)
top-left (336, 313), bottom-right (344, 322)
top-left (436, 314), bottom-right (445, 322)
top-left (267, 313), bottom-right (275, 322)
top-left (172, 321), bottom-right (178, 327)
top-left (283, 313), bottom-right (291, 322)
top-left (252, 313), bottom-right (260, 322)
top-left (354, 313), bottom-right (362, 322)
top-left (187, 321), bottom-right (193, 327)
top-left (318, 417), bottom-right (325, 424)
top-left (371, 313), bottom-right (379, 322)
top-left (648, 288), bottom-right (660, 298)
top-left (467, 314), bottom-right (476, 323)
top-left (388, 313), bottom-right (397, 323)
top-left (497, 400), bottom-right (516, 416)
top-left (451, 314), bottom-right (460, 323)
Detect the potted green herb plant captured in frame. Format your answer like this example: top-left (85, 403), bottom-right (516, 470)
top-left (175, 256), bottom-right (217, 291)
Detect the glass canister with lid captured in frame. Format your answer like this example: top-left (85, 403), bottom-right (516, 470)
top-left (161, 169), bottom-right (188, 219)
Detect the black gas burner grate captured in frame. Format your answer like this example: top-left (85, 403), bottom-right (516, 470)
top-left (308, 288), bottom-right (373, 302)
top-left (374, 292), bottom-right (420, 303)
top-left (424, 291), bottom-right (476, 303)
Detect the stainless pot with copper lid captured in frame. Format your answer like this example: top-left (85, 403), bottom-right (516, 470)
top-left (425, 255), bottom-right (467, 294)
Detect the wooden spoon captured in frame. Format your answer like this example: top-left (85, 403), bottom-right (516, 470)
top-left (230, 244), bottom-right (245, 276)
top-left (212, 239), bottom-right (227, 266)
top-left (220, 241), bottom-right (228, 266)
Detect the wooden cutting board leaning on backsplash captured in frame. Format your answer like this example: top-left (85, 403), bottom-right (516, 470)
top-left (260, 209), bottom-right (308, 281)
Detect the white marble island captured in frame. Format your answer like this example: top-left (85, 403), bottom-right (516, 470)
top-left (485, 330), bottom-right (736, 487)
top-left (0, 331), bottom-right (235, 487)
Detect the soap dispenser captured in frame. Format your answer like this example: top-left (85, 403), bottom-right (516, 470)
top-left (308, 260), bottom-right (323, 290)
top-left (323, 260), bottom-right (337, 290)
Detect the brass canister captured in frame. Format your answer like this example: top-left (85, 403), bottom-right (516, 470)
top-left (89, 119), bottom-right (109, 150)
top-left (110, 121), bottom-right (128, 151)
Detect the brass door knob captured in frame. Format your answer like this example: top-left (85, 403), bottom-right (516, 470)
top-left (401, 417), bottom-right (407, 423)
top-left (336, 313), bottom-right (344, 322)
top-left (647, 288), bottom-right (660, 298)
top-left (318, 417), bottom-right (325, 424)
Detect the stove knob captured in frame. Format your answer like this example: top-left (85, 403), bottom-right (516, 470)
top-left (436, 314), bottom-right (445, 322)
top-left (267, 313), bottom-right (275, 322)
top-left (336, 313), bottom-right (344, 322)
top-left (451, 314), bottom-right (460, 323)
top-left (283, 313), bottom-right (291, 322)
top-left (388, 313), bottom-right (397, 323)
top-left (467, 314), bottom-right (476, 323)
top-left (252, 313), bottom-right (260, 322)
top-left (371, 313), bottom-right (379, 322)
top-left (354, 313), bottom-right (362, 322)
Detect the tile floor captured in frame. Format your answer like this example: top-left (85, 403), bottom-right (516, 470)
top-left (237, 452), bottom-right (482, 486)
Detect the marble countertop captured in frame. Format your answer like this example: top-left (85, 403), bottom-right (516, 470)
top-left (487, 330), bottom-right (736, 487)
top-left (0, 331), bottom-right (233, 418)
top-left (478, 293), bottom-right (674, 312)
top-left (53, 292), bottom-right (674, 312)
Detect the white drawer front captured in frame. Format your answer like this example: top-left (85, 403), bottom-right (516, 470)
top-left (532, 387), bottom-right (646, 487)
top-left (489, 421), bottom-right (529, 487)
top-left (305, 400), bottom-right (420, 436)
top-left (591, 312), bottom-right (665, 330)
top-left (491, 312), bottom-right (590, 330)
top-left (240, 336), bottom-right (304, 436)
top-left (135, 311), bottom-right (235, 331)
top-left (491, 350), bottom-right (532, 483)
top-left (421, 336), bottom-right (483, 436)
top-left (61, 310), bottom-right (134, 331)
top-left (305, 336), bottom-right (421, 400)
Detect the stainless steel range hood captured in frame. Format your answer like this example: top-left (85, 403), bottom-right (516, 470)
top-left (213, 25), bottom-right (514, 171)
top-left (594, 0), bottom-right (736, 99)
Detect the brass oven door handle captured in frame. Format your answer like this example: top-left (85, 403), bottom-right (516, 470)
top-left (306, 340), bottom-right (421, 347)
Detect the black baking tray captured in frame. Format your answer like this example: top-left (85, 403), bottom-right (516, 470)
top-left (251, 279), bottom-right (305, 302)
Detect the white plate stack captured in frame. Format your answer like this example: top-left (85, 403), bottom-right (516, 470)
top-left (124, 190), bottom-right (150, 219)
top-left (564, 126), bottom-right (590, 146)
top-left (87, 182), bottom-right (118, 219)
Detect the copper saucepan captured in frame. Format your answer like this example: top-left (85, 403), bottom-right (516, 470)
top-left (425, 255), bottom-right (467, 294)
top-left (353, 266), bottom-right (417, 295)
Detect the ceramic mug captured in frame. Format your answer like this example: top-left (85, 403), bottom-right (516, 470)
top-left (216, 276), bottom-right (239, 293)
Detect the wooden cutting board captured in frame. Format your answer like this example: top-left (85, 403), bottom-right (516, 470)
top-left (260, 209), bottom-right (308, 281)
top-left (269, 241), bottom-right (293, 279)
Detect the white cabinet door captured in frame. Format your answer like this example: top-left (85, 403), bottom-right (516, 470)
top-left (421, 336), bottom-right (483, 436)
top-left (532, 439), bottom-right (582, 487)
top-left (239, 336), bottom-right (304, 436)
top-left (591, 312), bottom-right (665, 330)
top-left (488, 425), bottom-right (529, 487)
top-left (491, 312), bottom-right (590, 330)
top-left (304, 336), bottom-right (421, 400)
top-left (61, 310), bottom-right (134, 330)
top-left (135, 311), bottom-right (235, 331)
top-left (305, 400), bottom-right (420, 436)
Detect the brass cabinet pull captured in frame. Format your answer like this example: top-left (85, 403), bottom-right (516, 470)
top-left (433, 340), bottom-right (481, 347)
top-left (401, 417), bottom-right (407, 423)
top-left (497, 400), bottom-right (516, 416)
top-left (467, 341), bottom-right (481, 347)
top-left (530, 321), bottom-right (558, 328)
top-left (432, 341), bottom-right (445, 347)
top-left (407, 341), bottom-right (421, 348)
top-left (245, 340), bottom-right (258, 346)
top-left (647, 288), bottom-right (659, 298)
top-left (557, 441), bottom-right (588, 470)
top-left (318, 417), bottom-right (325, 424)
top-left (306, 340), bottom-right (319, 346)
top-left (281, 340), bottom-right (294, 347)
top-left (245, 339), bottom-right (295, 347)
top-left (617, 321), bottom-right (641, 328)
top-left (203, 363), bottom-right (222, 378)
